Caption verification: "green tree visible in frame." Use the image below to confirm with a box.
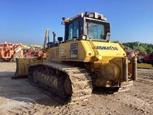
[146,47,153,53]
[133,46,145,52]
[123,41,153,54]
[137,46,146,52]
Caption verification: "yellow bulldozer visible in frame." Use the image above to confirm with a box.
[13,12,137,104]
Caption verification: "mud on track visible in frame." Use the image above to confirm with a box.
[0,62,153,115]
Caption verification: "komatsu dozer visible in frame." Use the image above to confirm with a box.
[14,12,137,104]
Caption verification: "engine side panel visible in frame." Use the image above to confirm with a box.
[48,40,126,62]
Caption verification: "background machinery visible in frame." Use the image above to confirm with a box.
[138,53,153,64]
[21,43,43,57]
[0,42,43,62]
[0,42,23,61]
[14,12,137,104]
[31,44,42,51]
[137,52,153,69]
[121,44,153,69]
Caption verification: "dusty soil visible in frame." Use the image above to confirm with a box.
[0,62,153,115]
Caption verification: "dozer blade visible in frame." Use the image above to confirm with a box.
[137,63,153,69]
[12,58,45,79]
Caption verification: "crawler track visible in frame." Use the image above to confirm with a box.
[28,62,134,104]
[28,62,93,104]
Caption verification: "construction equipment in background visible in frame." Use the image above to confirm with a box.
[121,44,153,69]
[0,42,24,61]
[0,42,43,62]
[13,30,49,77]
[138,53,153,64]
[21,44,43,57]
[21,44,31,49]
[137,52,153,69]
[31,44,42,51]
[13,12,137,104]
[21,44,42,51]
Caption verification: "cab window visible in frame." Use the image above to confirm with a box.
[68,23,73,40]
[68,21,79,40]
[87,21,105,40]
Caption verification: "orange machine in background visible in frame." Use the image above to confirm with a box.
[0,42,24,61]
[0,42,44,62]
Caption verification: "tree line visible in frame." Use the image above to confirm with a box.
[122,41,153,54]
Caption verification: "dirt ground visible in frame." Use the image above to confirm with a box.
[0,61,153,115]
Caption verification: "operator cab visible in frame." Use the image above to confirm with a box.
[62,12,111,42]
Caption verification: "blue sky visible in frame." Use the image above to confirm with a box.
[0,0,153,46]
